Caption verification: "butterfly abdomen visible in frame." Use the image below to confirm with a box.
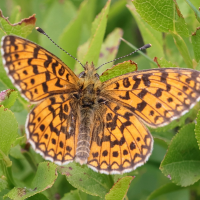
[75,107,94,164]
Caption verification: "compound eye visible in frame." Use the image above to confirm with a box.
[95,73,100,79]
[79,71,86,78]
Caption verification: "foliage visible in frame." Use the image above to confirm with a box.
[0,0,200,199]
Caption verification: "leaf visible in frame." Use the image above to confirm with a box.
[58,163,112,198]
[195,110,200,149]
[146,183,182,200]
[192,27,200,63]
[105,176,134,200]
[97,28,123,74]
[0,10,36,37]
[0,106,18,159]
[59,0,88,70]
[60,190,81,200]
[100,60,137,82]
[26,193,49,200]
[82,0,111,66]
[160,123,200,187]
[0,178,8,192]
[0,90,18,109]
[153,57,177,68]
[172,32,193,68]
[133,0,189,37]
[4,162,58,200]
[127,3,164,59]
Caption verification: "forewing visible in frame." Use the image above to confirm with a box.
[1,35,78,102]
[26,93,78,165]
[101,68,200,127]
[87,101,153,174]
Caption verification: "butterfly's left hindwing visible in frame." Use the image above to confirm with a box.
[1,35,78,102]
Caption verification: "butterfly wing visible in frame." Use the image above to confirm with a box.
[101,68,200,127]
[26,93,79,165]
[1,35,78,102]
[87,101,153,174]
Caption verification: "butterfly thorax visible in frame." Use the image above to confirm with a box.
[75,63,103,164]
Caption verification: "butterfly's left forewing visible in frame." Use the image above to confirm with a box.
[101,68,200,128]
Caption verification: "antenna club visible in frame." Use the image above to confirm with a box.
[36,27,45,35]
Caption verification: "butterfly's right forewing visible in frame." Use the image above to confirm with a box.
[1,35,78,102]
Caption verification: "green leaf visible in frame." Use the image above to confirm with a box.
[0,106,18,159]
[160,123,200,186]
[0,10,36,37]
[26,193,49,200]
[172,32,193,68]
[58,163,112,198]
[185,0,200,23]
[4,162,58,200]
[153,57,177,68]
[82,0,111,66]
[0,90,18,109]
[60,190,80,200]
[59,0,88,70]
[192,28,200,63]
[100,60,137,82]
[97,28,123,74]
[133,0,189,37]
[195,110,200,149]
[0,177,8,192]
[127,3,164,59]
[105,176,133,200]
[147,183,182,200]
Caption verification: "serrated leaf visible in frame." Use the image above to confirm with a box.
[160,123,200,187]
[192,28,200,63]
[100,60,137,82]
[133,0,189,37]
[82,0,111,66]
[127,3,164,59]
[0,106,18,159]
[60,0,88,70]
[146,183,182,200]
[4,162,58,200]
[105,176,133,200]
[58,163,112,198]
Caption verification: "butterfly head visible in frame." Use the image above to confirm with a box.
[79,62,100,80]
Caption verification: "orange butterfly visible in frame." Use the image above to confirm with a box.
[1,31,200,174]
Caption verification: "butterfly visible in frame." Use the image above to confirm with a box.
[1,33,200,175]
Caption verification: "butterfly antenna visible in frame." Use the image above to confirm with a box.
[36,27,85,69]
[96,43,152,70]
